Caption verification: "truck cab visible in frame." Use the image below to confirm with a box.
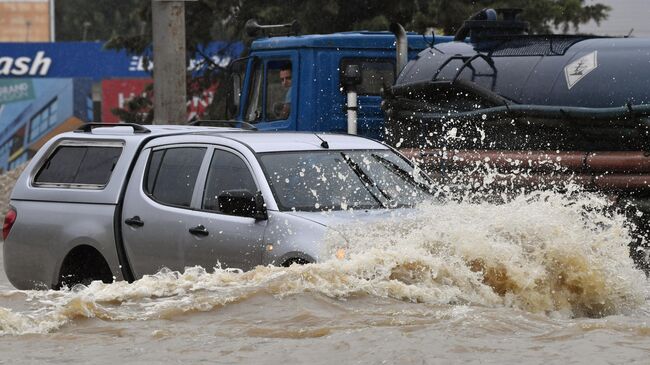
[230,30,453,140]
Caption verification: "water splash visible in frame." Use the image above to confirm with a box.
[1,189,648,336]
[332,190,648,316]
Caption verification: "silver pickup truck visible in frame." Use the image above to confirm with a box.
[2,123,434,289]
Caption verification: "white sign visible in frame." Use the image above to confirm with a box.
[564,51,598,90]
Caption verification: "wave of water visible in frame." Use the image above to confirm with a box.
[1,188,647,336]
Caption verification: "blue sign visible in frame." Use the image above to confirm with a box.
[0,42,244,80]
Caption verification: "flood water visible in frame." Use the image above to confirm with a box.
[1,190,649,364]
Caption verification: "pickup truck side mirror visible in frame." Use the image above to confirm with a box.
[218,190,268,220]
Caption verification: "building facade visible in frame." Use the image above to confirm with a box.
[0,0,52,42]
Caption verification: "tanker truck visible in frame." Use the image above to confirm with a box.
[383,8,650,270]
[228,12,650,271]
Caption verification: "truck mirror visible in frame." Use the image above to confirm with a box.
[342,64,362,90]
[218,189,255,217]
[232,74,242,109]
[254,191,268,220]
[217,190,267,220]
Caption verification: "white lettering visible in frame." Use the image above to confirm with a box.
[129,55,233,73]
[0,52,52,76]
[128,56,152,72]
[118,92,136,108]
[11,57,31,75]
[29,51,51,76]
[0,57,12,75]
[0,82,30,100]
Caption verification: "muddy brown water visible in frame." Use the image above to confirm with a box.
[1,192,649,364]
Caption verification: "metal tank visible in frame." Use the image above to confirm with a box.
[384,8,650,151]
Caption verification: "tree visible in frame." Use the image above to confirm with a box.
[55,0,145,41]
[430,0,610,35]
[97,0,610,121]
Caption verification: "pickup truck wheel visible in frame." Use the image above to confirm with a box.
[281,257,310,267]
[56,245,113,289]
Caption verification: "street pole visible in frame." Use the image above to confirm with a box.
[152,0,194,125]
[49,0,55,41]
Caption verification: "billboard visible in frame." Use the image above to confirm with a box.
[0,42,243,79]
[0,41,242,171]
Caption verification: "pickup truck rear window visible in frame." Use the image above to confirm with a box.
[34,145,122,187]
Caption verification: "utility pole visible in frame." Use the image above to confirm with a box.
[152,0,195,124]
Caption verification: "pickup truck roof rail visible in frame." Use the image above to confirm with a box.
[74,123,151,134]
[190,119,258,130]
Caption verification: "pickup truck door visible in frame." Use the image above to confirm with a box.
[183,146,267,271]
[121,145,209,278]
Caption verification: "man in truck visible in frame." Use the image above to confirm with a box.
[278,63,292,119]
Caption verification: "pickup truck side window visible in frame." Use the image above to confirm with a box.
[339,59,395,95]
[34,145,122,188]
[145,147,206,208]
[202,149,257,214]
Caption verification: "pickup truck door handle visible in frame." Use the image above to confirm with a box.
[124,216,144,227]
[189,225,209,236]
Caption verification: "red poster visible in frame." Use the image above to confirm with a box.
[102,79,218,123]
[101,79,152,123]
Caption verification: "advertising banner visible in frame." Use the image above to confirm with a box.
[101,79,152,123]
[102,79,218,123]
[0,42,244,80]
[0,79,34,104]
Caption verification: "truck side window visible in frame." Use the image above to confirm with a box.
[202,149,257,214]
[266,60,292,121]
[145,147,206,208]
[245,61,263,123]
[34,145,122,188]
[339,59,395,95]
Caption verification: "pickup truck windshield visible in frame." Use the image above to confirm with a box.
[259,150,433,211]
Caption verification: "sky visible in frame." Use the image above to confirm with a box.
[578,0,650,37]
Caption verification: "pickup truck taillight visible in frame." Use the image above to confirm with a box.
[3,206,16,241]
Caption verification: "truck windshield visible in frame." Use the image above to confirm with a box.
[259,150,433,211]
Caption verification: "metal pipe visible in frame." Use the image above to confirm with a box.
[389,23,407,77]
[394,103,650,122]
[49,0,55,41]
[347,90,358,135]
[427,171,650,190]
[401,149,650,173]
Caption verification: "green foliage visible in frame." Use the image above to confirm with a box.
[59,0,610,121]
[55,0,146,41]
[443,0,611,34]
